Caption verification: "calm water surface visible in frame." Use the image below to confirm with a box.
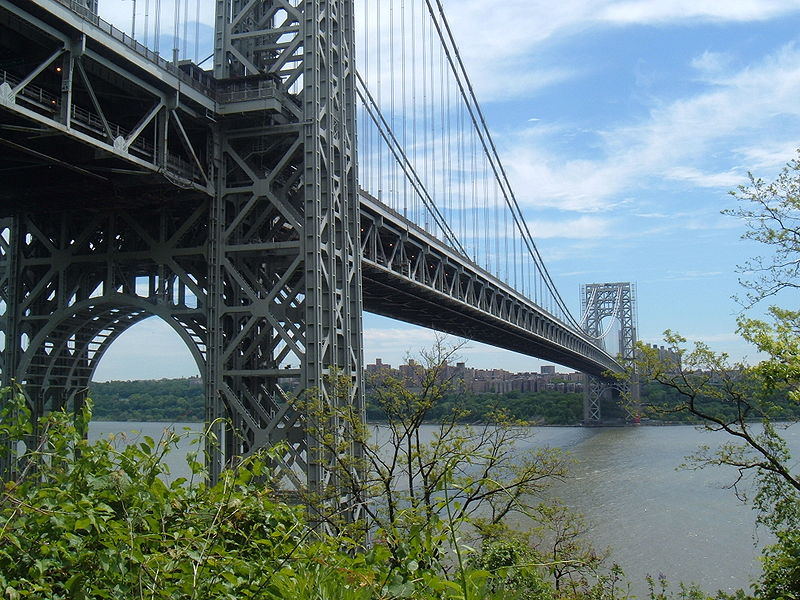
[89,421,799,596]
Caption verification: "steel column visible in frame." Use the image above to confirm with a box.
[209,0,363,498]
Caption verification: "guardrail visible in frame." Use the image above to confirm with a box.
[48,0,215,97]
[1,69,204,184]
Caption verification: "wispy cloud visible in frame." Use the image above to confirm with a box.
[529,216,613,239]
[500,42,800,214]
[663,270,725,281]
[665,167,746,188]
[599,1,800,24]
[448,1,800,99]
[733,142,800,172]
[691,51,734,76]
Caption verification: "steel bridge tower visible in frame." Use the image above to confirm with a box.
[581,282,640,423]
[0,0,362,498]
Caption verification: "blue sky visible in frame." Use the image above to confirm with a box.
[93,1,800,380]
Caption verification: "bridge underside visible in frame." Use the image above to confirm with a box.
[363,267,608,375]
[359,195,619,377]
[0,105,200,213]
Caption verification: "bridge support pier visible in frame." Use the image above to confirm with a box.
[0,0,364,519]
[583,374,640,424]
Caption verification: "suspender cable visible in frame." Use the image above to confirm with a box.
[411,0,418,225]
[154,0,160,53]
[144,0,149,46]
[444,37,452,237]
[356,72,468,258]
[364,0,371,196]
[182,0,188,59]
[173,0,180,63]
[425,0,580,329]
[389,0,395,211]
[377,0,382,200]
[195,0,200,62]
[421,3,428,231]
[401,0,407,218]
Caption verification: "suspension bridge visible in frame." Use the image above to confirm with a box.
[0,0,639,489]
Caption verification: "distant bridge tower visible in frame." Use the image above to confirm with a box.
[581,282,640,423]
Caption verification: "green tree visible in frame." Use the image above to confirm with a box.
[297,336,621,598]
[634,154,800,598]
[725,155,800,307]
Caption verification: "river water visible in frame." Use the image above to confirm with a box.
[89,421,800,597]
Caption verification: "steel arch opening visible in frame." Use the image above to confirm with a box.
[16,297,206,421]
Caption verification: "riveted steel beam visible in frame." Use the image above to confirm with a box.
[207,0,362,509]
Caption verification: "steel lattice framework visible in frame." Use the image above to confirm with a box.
[580,282,640,423]
[0,0,363,499]
[0,0,627,485]
[208,0,362,492]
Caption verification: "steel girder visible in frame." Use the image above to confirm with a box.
[359,193,620,377]
[580,282,640,423]
[0,0,214,206]
[0,205,209,463]
[209,0,363,498]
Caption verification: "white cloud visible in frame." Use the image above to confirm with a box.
[691,51,733,76]
[529,216,613,239]
[663,270,725,281]
[635,212,670,218]
[502,145,632,212]
[599,1,800,24]
[665,167,746,188]
[503,43,800,212]
[733,142,800,172]
[443,1,800,100]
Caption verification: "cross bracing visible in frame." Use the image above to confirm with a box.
[0,0,628,490]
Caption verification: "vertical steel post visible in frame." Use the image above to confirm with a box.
[0,217,20,479]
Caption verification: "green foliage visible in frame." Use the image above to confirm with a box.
[0,386,318,598]
[0,383,627,600]
[469,540,554,600]
[756,530,800,600]
[644,574,712,600]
